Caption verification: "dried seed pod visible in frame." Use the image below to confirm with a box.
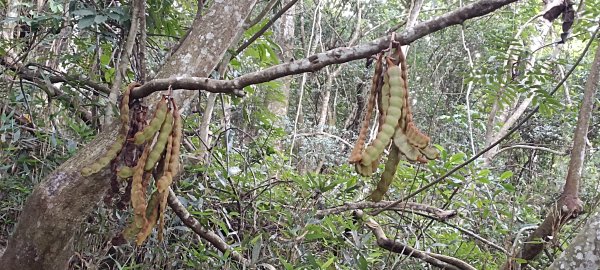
[156,173,173,241]
[168,105,182,175]
[419,145,440,160]
[370,145,401,202]
[144,111,174,171]
[133,98,168,145]
[136,190,160,245]
[349,54,383,164]
[131,148,150,231]
[406,123,430,149]
[393,129,420,161]
[120,83,140,135]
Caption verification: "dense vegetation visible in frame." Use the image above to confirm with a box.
[1,0,600,269]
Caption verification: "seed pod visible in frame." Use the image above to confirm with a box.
[406,123,430,149]
[419,145,440,160]
[120,83,140,135]
[349,54,383,164]
[393,129,420,161]
[117,166,134,179]
[131,148,150,231]
[156,173,173,241]
[133,98,168,145]
[157,190,168,242]
[136,190,160,245]
[80,135,126,176]
[370,145,401,202]
[168,105,182,175]
[360,63,405,168]
[145,111,174,171]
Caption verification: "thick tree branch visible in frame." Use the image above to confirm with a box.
[130,0,518,99]
[365,218,477,270]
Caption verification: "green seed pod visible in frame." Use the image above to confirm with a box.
[145,112,174,171]
[133,98,168,145]
[117,166,134,179]
[168,107,182,175]
[360,64,405,170]
[370,145,401,202]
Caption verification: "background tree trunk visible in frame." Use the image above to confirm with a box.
[0,1,257,269]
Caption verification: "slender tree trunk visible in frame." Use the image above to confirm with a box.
[503,36,600,270]
[0,1,257,269]
[268,0,296,119]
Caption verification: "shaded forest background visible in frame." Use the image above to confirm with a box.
[1,0,600,269]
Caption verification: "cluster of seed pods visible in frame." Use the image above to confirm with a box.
[80,83,182,245]
[348,46,440,202]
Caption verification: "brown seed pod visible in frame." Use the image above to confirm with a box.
[168,105,182,175]
[370,145,401,202]
[393,129,420,161]
[136,190,160,245]
[144,111,174,171]
[349,54,383,164]
[131,147,150,231]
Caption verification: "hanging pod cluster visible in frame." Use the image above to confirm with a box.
[80,83,183,245]
[348,46,440,202]
[123,97,183,245]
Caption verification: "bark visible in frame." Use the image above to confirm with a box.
[0,1,258,269]
[547,210,600,269]
[267,0,296,118]
[503,35,600,269]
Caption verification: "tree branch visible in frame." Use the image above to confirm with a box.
[365,218,477,270]
[167,188,249,265]
[315,201,457,220]
[496,144,567,156]
[130,0,518,99]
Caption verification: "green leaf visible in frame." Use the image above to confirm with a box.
[77,16,95,29]
[499,171,513,180]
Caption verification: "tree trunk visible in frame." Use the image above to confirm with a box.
[0,1,257,269]
[547,209,600,269]
[503,32,600,269]
[267,0,296,119]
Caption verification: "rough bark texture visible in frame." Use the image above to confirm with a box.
[0,123,120,269]
[0,1,258,269]
[547,210,600,269]
[504,34,600,269]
